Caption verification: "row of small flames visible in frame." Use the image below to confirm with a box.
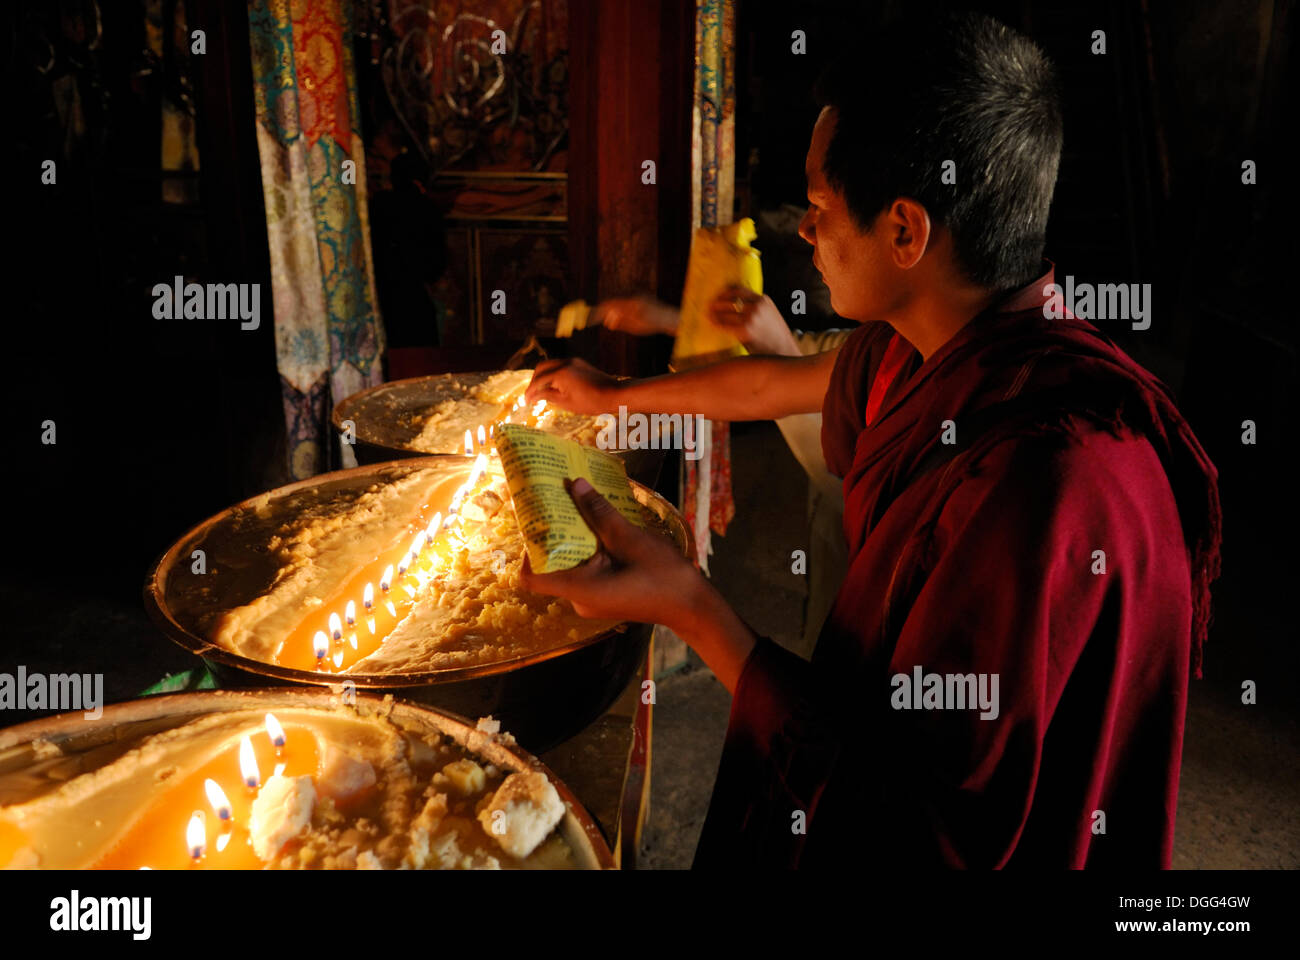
[169,401,554,861]
[168,712,287,865]
[309,395,550,669]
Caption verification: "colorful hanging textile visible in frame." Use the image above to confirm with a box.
[248,0,385,480]
[683,0,738,572]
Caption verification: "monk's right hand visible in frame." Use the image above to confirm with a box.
[525,358,621,415]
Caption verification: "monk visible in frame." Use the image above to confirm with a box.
[522,12,1221,868]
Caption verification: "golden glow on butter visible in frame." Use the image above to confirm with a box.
[94,725,320,870]
[273,467,489,674]
[0,819,29,868]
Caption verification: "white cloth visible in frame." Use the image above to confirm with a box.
[774,328,852,658]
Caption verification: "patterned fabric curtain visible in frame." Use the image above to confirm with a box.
[683,0,737,573]
[248,0,385,480]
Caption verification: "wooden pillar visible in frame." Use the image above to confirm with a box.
[568,0,694,376]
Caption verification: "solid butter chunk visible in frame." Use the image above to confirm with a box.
[442,760,487,796]
[317,743,377,804]
[249,774,316,862]
[477,771,564,859]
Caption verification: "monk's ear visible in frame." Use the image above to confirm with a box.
[884,197,931,270]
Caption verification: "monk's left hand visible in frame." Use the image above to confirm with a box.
[518,477,701,632]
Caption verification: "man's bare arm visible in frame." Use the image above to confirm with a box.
[525,347,840,421]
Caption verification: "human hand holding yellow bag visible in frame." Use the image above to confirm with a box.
[670,218,762,370]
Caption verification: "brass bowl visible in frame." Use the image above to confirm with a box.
[143,457,693,752]
[331,372,667,486]
[0,688,615,869]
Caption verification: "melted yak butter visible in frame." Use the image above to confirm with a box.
[0,708,580,871]
[275,507,464,674]
[0,819,27,868]
[258,460,488,671]
[269,467,489,674]
[408,372,600,454]
[407,373,527,454]
[214,453,623,675]
[93,725,320,870]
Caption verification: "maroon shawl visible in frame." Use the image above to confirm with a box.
[694,266,1221,869]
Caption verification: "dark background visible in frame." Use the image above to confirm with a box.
[2,0,1295,781]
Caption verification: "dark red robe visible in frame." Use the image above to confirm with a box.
[694,265,1221,869]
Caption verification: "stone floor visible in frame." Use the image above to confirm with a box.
[637,420,1300,869]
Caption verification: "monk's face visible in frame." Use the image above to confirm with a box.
[798,107,899,322]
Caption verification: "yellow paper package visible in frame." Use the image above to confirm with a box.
[495,424,649,573]
[670,218,763,370]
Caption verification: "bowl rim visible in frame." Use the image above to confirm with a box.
[0,687,616,870]
[142,455,693,688]
[331,369,533,440]
[329,369,665,458]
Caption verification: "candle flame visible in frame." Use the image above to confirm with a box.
[426,512,442,538]
[363,582,374,609]
[239,736,260,789]
[468,453,488,488]
[380,565,394,592]
[186,811,205,860]
[329,612,343,641]
[264,712,286,748]
[345,599,356,626]
[412,530,427,556]
[477,424,486,446]
[464,429,473,455]
[397,551,412,576]
[533,399,547,416]
[313,631,329,660]
[203,778,232,820]
[505,413,511,423]
[489,423,495,438]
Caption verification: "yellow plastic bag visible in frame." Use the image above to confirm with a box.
[670,218,762,370]
[496,424,649,573]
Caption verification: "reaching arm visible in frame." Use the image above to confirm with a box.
[525,347,840,422]
[590,289,805,358]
